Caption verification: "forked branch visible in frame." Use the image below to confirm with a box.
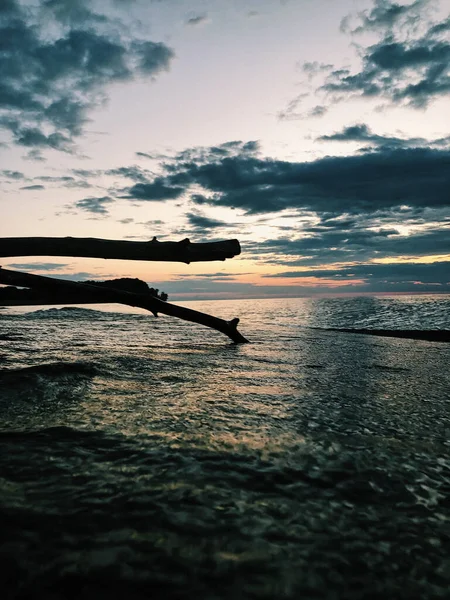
[0,267,249,344]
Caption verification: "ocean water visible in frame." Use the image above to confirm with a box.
[1,295,449,599]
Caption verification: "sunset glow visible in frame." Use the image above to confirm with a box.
[1,0,449,299]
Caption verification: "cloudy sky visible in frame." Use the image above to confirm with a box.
[1,0,449,300]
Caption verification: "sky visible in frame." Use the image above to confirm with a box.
[1,0,449,300]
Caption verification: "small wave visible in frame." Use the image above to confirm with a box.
[368,364,411,373]
[25,307,109,320]
[0,361,99,383]
[0,333,23,341]
[311,328,450,343]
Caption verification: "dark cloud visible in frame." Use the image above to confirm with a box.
[317,123,450,149]
[0,170,24,179]
[263,260,450,288]
[186,212,228,230]
[11,126,73,152]
[119,142,260,202]
[0,0,174,154]
[341,0,429,34]
[301,61,333,78]
[125,180,184,201]
[0,0,20,15]
[20,184,45,190]
[68,180,94,189]
[54,271,110,281]
[281,1,450,115]
[135,151,171,160]
[106,166,150,182]
[72,168,102,179]
[61,140,449,276]
[138,219,164,226]
[38,176,75,183]
[134,41,174,75]
[166,140,260,164]
[74,196,114,214]
[151,274,450,299]
[130,143,450,216]
[34,175,90,189]
[322,34,450,108]
[308,105,328,118]
[428,16,450,35]
[6,262,71,271]
[277,93,309,121]
[189,193,210,205]
[185,14,208,27]
[24,149,47,162]
[45,130,448,292]
[252,225,450,266]
[278,94,328,120]
[42,0,106,25]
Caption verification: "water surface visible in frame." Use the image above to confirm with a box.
[1,296,449,598]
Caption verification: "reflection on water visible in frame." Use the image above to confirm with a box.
[0,296,449,442]
[0,296,449,597]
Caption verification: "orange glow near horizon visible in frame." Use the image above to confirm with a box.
[3,251,449,299]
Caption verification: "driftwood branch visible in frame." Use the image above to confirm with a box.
[0,237,240,264]
[0,268,249,344]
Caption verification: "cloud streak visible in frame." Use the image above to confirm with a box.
[317,124,450,150]
[185,14,209,27]
[264,260,450,284]
[253,224,450,266]
[74,196,114,214]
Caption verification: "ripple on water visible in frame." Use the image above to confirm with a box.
[0,426,449,598]
[0,297,449,597]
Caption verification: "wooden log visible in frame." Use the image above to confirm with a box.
[0,237,240,264]
[0,282,166,305]
[0,268,249,344]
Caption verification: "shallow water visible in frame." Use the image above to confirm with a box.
[1,296,449,598]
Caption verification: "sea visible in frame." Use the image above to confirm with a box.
[1,295,449,599]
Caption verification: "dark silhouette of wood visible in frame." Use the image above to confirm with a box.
[83,278,168,300]
[0,268,249,344]
[0,277,168,305]
[0,237,240,264]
